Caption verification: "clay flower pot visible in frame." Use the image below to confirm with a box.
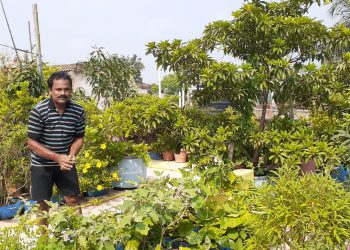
[162,151,175,161]
[301,158,316,174]
[174,149,188,163]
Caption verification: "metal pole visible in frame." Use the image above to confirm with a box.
[32,3,43,80]
[158,70,161,98]
[28,21,34,61]
[181,87,185,107]
[0,0,21,67]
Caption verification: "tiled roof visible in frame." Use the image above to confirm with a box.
[55,63,84,72]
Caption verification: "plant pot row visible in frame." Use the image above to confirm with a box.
[149,150,188,163]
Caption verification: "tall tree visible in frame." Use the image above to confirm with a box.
[147,0,348,164]
[161,74,180,96]
[83,47,144,106]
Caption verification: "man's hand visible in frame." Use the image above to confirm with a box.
[56,154,74,171]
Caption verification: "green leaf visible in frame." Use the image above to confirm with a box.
[178,220,195,236]
[125,240,140,250]
[229,172,237,184]
[105,242,115,250]
[135,222,150,235]
[78,235,87,248]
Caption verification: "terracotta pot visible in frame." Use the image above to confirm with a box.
[301,158,316,174]
[174,150,188,163]
[162,151,175,161]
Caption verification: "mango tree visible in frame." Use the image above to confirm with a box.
[147,0,350,164]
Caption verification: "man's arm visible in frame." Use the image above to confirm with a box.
[68,137,84,160]
[27,138,74,171]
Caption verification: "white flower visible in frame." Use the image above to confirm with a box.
[62,233,71,242]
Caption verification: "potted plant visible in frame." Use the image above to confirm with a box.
[155,133,179,161]
[110,141,150,189]
[75,100,119,195]
[253,123,342,175]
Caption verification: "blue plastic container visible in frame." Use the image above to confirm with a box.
[148,152,162,160]
[0,200,23,220]
[254,175,269,187]
[331,166,349,183]
[115,243,124,250]
[84,189,109,197]
[111,157,147,189]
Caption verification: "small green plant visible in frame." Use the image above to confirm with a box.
[0,82,39,204]
[251,120,342,174]
[248,166,350,249]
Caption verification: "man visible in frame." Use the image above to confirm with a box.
[27,71,85,213]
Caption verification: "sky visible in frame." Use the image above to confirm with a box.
[0,0,338,84]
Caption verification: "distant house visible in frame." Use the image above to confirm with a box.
[56,63,151,96]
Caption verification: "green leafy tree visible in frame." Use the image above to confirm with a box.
[161,74,180,95]
[2,60,60,97]
[149,83,159,95]
[83,47,144,106]
[129,54,145,83]
[147,0,350,164]
[329,0,350,26]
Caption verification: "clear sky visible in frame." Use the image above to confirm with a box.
[0,0,337,84]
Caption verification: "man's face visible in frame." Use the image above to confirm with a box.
[49,79,72,106]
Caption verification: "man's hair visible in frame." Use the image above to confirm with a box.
[48,71,73,90]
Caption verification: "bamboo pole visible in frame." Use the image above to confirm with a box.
[32,3,43,80]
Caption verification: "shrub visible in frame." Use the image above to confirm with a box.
[248,166,350,249]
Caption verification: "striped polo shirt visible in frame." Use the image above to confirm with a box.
[28,98,85,167]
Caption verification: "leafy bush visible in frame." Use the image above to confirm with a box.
[248,166,350,249]
[0,82,38,204]
[76,99,150,192]
[104,95,179,146]
[251,119,342,174]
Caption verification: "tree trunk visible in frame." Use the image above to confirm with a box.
[252,89,269,165]
[227,143,234,161]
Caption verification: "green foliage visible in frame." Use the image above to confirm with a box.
[104,95,179,145]
[0,81,39,203]
[0,170,254,249]
[251,119,342,174]
[335,113,350,164]
[248,166,350,249]
[72,87,92,102]
[329,0,350,27]
[301,60,350,116]
[180,107,255,186]
[83,47,144,106]
[4,62,60,98]
[161,74,181,96]
[75,99,117,192]
[149,83,159,95]
[76,99,150,192]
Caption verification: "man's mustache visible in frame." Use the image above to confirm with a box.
[58,96,67,99]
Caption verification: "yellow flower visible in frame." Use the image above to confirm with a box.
[96,161,102,168]
[98,123,104,128]
[85,163,91,169]
[84,152,90,158]
[82,168,88,174]
[100,144,107,150]
[96,185,103,191]
[112,172,118,179]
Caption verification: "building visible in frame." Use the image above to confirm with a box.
[56,63,151,96]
